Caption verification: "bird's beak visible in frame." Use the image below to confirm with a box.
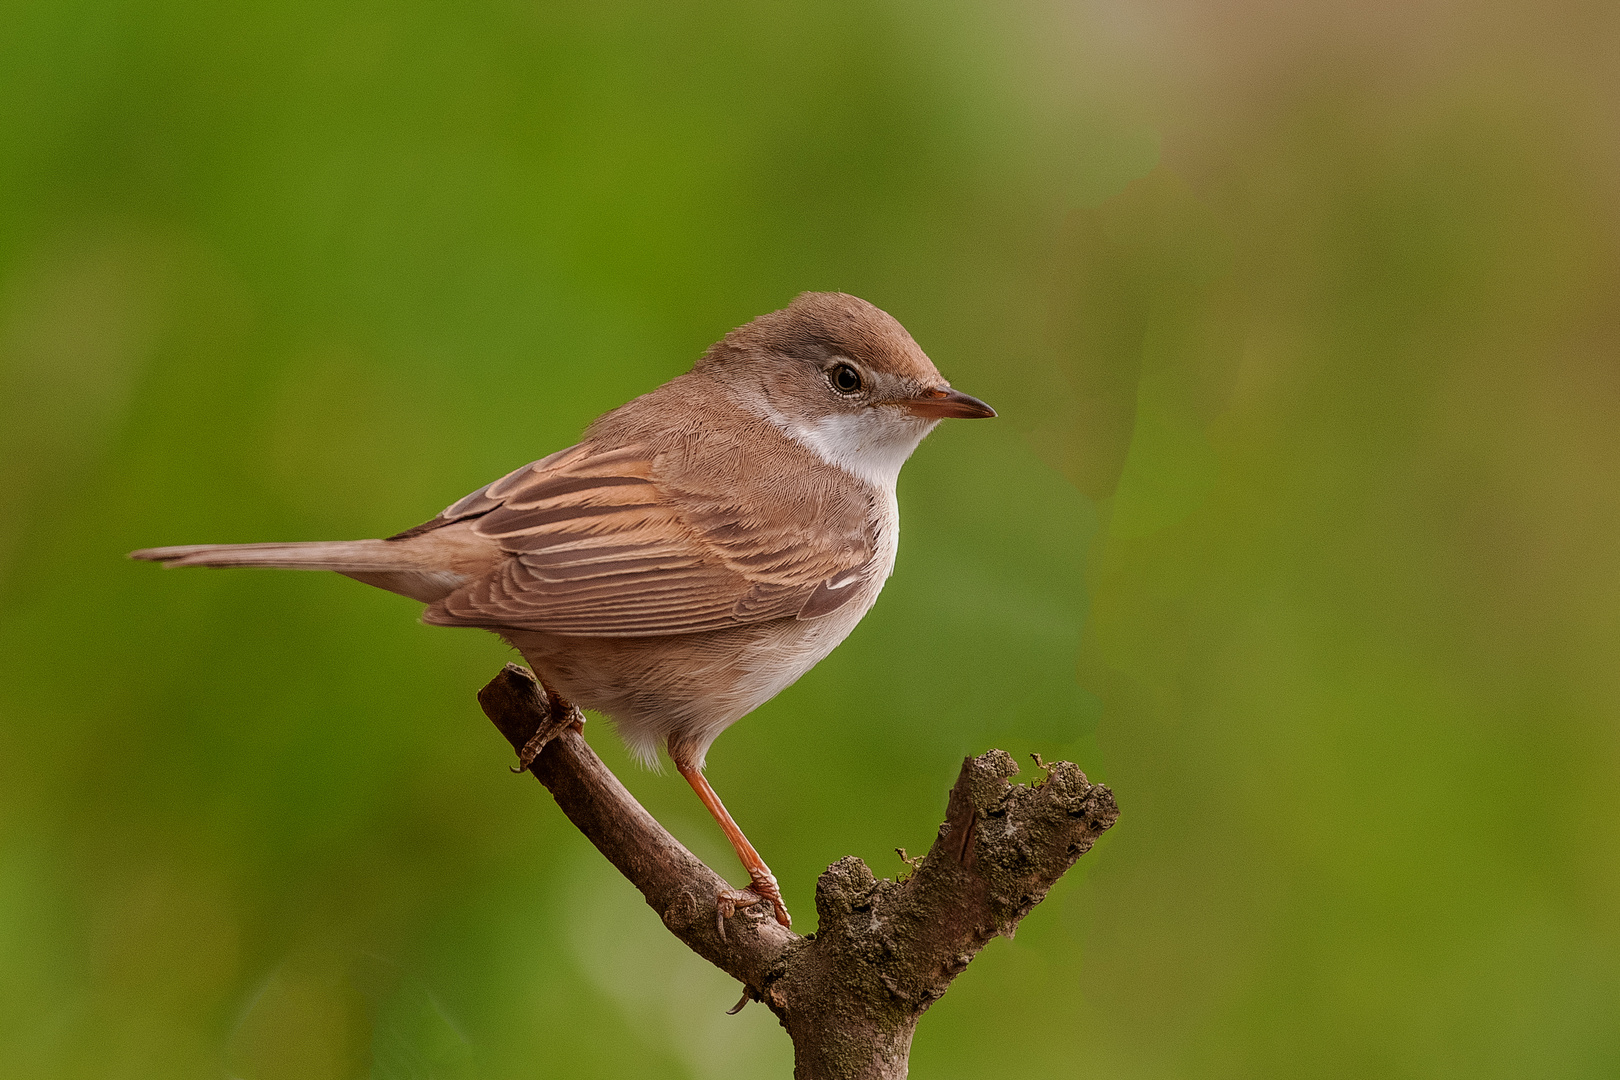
[889,387,997,420]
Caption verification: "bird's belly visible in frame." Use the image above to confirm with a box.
[501,585,876,769]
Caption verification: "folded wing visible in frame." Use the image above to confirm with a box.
[415,443,876,636]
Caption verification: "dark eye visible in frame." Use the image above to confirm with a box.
[829,363,863,394]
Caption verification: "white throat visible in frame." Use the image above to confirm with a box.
[759,406,938,492]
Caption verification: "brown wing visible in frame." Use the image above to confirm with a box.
[419,442,876,636]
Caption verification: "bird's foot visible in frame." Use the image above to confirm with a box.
[745,869,792,929]
[716,886,766,920]
[714,886,766,941]
[508,698,584,773]
[510,724,551,773]
[713,879,789,933]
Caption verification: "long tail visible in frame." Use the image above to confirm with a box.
[130,540,410,572]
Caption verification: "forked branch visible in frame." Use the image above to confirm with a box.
[477,663,1118,1080]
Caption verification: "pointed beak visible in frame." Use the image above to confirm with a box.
[889,387,998,420]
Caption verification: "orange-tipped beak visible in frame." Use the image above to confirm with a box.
[891,387,997,420]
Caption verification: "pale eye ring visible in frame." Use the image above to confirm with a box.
[829,363,863,394]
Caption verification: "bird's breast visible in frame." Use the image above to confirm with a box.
[871,484,901,581]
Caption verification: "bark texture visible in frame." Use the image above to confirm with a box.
[478,663,1118,1079]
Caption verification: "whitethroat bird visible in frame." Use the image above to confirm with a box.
[132,292,995,927]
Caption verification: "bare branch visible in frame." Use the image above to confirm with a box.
[477,663,1118,1080]
[478,664,794,989]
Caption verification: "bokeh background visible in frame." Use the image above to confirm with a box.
[3,1,1618,1077]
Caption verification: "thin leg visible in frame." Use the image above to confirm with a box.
[677,764,792,928]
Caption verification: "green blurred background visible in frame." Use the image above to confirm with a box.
[3,1,1618,1077]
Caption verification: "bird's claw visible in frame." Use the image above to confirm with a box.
[715,886,766,941]
[745,871,792,929]
[510,726,550,773]
[509,700,584,773]
[717,886,766,921]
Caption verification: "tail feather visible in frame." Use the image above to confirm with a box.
[130,540,410,572]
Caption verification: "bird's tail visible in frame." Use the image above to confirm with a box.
[129,539,410,572]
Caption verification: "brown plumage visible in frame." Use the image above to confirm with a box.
[132,291,995,926]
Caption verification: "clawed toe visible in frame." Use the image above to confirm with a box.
[510,725,551,772]
[762,894,792,929]
[744,873,792,929]
[713,882,790,935]
[509,686,585,773]
[717,886,766,920]
[715,886,768,940]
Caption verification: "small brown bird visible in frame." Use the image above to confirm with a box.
[132,292,994,927]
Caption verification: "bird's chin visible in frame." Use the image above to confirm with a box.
[776,409,936,490]
[875,406,941,430]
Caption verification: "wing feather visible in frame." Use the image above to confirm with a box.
[420,441,876,636]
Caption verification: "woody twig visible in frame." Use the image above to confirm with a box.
[477,663,1118,1080]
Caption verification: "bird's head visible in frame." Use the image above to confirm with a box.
[701,292,995,487]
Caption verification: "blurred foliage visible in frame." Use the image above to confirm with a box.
[2,0,1618,1077]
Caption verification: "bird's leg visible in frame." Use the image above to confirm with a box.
[676,764,792,928]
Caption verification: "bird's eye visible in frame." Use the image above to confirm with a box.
[829,363,863,394]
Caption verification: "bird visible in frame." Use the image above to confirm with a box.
[131,291,995,928]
